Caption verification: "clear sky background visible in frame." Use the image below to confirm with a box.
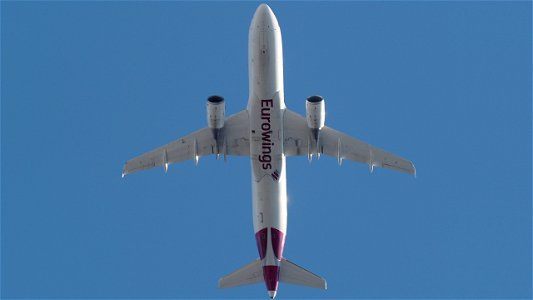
[2,1,531,299]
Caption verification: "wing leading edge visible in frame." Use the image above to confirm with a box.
[283,109,416,175]
[122,110,250,176]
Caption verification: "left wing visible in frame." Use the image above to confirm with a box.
[283,109,415,175]
[122,110,250,176]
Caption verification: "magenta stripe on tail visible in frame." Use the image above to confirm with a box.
[263,265,279,292]
[270,227,285,260]
[255,228,268,259]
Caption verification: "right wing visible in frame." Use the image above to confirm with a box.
[283,109,415,175]
[122,110,250,176]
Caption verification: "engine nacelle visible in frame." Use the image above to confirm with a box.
[306,95,325,130]
[206,95,225,129]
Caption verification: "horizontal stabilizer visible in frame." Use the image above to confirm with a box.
[280,258,327,289]
[219,259,263,288]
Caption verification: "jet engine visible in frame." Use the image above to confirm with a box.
[306,95,325,130]
[207,95,225,129]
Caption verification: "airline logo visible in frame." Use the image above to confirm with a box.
[271,170,280,181]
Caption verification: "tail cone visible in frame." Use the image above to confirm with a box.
[263,265,279,298]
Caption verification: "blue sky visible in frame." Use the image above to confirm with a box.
[2,1,531,299]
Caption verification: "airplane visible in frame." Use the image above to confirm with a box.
[122,3,415,299]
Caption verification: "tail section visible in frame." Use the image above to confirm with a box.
[279,258,327,289]
[218,259,263,288]
[218,257,326,297]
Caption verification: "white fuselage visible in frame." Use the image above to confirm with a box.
[247,4,287,295]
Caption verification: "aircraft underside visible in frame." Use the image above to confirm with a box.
[122,4,415,299]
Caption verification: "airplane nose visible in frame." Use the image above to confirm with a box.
[251,4,279,31]
[256,3,272,16]
[268,290,277,299]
